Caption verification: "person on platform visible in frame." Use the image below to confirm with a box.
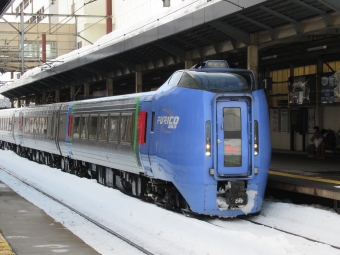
[307,126,320,158]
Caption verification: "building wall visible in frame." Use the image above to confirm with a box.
[0,22,76,71]
[269,61,340,152]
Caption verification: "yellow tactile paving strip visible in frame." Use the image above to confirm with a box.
[0,233,15,255]
[269,170,340,185]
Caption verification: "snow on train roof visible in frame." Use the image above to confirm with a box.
[20,0,216,80]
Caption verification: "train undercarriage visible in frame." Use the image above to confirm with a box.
[2,143,190,214]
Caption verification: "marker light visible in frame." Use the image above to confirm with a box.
[205,60,228,68]
[254,120,259,156]
[205,121,211,156]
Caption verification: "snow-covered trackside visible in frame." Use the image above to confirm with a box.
[0,149,340,255]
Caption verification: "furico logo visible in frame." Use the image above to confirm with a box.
[157,109,180,133]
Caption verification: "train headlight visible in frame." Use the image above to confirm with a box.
[205,120,211,157]
[254,120,259,156]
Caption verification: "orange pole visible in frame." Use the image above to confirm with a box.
[106,0,112,34]
[42,33,46,62]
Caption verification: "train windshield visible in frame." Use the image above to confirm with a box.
[178,71,255,92]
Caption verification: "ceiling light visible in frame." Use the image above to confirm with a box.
[307,45,327,51]
[262,55,277,60]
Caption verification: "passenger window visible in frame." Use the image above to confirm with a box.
[72,116,80,139]
[109,115,119,142]
[47,116,52,136]
[168,71,183,86]
[9,117,12,131]
[33,117,38,134]
[19,115,23,132]
[80,116,89,139]
[98,115,108,141]
[41,117,47,135]
[24,118,29,133]
[178,72,199,89]
[120,114,133,143]
[89,115,98,140]
[30,118,34,133]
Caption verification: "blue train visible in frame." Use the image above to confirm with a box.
[0,60,271,217]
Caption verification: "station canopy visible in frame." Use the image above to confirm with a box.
[1,0,340,100]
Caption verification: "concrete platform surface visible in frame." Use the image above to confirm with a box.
[268,151,340,207]
[0,181,99,255]
[270,151,340,180]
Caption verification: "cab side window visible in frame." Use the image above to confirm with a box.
[178,72,199,89]
[168,71,183,86]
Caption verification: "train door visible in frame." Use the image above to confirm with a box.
[139,97,153,177]
[216,100,251,176]
[52,106,62,154]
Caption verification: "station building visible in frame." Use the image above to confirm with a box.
[0,0,340,153]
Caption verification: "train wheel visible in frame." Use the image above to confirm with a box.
[121,178,132,192]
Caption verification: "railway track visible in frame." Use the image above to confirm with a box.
[0,167,154,255]
[2,164,339,253]
[206,217,340,250]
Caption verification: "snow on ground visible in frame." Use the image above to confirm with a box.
[0,149,340,255]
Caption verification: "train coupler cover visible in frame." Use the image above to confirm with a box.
[226,181,248,206]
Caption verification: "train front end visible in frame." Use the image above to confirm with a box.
[148,60,271,217]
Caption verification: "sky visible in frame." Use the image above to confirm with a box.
[0,149,340,255]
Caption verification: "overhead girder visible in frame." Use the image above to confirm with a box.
[36,80,58,91]
[3,89,20,99]
[25,83,41,93]
[259,6,300,35]
[174,36,203,58]
[113,57,137,72]
[317,0,340,12]
[289,0,330,27]
[209,21,249,46]
[48,76,68,89]
[154,41,187,60]
[84,65,108,78]
[187,31,220,54]
[63,71,86,84]
[236,14,275,40]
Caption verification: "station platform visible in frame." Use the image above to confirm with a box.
[0,181,99,255]
[268,150,340,212]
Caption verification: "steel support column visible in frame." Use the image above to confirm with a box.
[136,72,142,93]
[25,97,30,107]
[106,78,113,96]
[247,45,258,76]
[70,86,75,101]
[84,83,90,99]
[185,60,193,69]
[41,92,46,104]
[55,90,60,103]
